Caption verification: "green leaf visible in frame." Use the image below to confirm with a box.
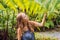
[44,22,50,28]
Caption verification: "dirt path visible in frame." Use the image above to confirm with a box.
[39,31,60,40]
[36,30,60,40]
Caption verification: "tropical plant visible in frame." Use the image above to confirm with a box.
[36,0,60,28]
[0,0,60,40]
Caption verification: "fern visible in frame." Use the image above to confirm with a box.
[0,3,5,10]
[13,0,25,12]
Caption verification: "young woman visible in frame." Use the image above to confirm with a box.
[16,12,47,40]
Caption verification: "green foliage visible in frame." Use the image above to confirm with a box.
[0,0,60,31]
[0,9,17,40]
[36,0,60,28]
[0,3,5,10]
[44,21,54,28]
[0,0,60,40]
[0,0,60,30]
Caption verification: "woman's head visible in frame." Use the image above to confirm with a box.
[16,12,29,23]
[16,12,34,32]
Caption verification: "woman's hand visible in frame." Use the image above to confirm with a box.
[41,13,47,26]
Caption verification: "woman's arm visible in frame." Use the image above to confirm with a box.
[29,13,47,27]
[17,27,22,40]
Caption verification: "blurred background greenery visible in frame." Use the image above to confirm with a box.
[0,0,60,40]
